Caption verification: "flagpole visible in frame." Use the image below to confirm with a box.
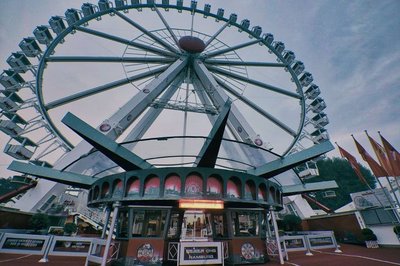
[365,131,400,211]
[336,142,388,210]
[378,131,400,205]
[340,139,400,224]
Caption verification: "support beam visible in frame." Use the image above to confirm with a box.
[115,11,179,54]
[195,100,231,168]
[207,64,301,99]
[62,112,153,171]
[204,59,285,68]
[76,26,177,57]
[154,5,181,50]
[282,181,338,196]
[8,161,94,188]
[204,39,260,58]
[45,65,168,110]
[46,56,175,64]
[248,141,335,178]
[216,77,297,136]
[122,73,185,144]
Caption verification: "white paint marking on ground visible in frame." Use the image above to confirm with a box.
[311,249,400,265]
[0,254,33,263]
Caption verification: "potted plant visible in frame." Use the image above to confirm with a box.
[63,222,78,236]
[361,228,378,248]
[393,225,400,241]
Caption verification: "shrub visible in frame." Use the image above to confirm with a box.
[361,228,377,241]
[282,214,302,231]
[393,225,400,235]
[29,213,49,233]
[63,222,78,235]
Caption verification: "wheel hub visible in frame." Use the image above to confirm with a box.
[178,36,206,53]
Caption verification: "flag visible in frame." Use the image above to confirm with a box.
[337,143,368,184]
[352,135,388,177]
[379,132,400,176]
[366,131,394,176]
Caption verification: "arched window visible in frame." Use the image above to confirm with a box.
[269,186,276,203]
[185,173,203,196]
[101,182,110,198]
[206,175,223,197]
[126,177,140,197]
[88,189,93,201]
[258,183,267,201]
[276,190,281,204]
[93,185,99,200]
[144,175,160,197]
[165,174,181,197]
[244,180,256,200]
[227,177,241,199]
[112,179,123,197]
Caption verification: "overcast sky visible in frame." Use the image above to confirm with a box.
[0,0,399,178]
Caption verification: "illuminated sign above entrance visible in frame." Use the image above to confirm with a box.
[179,199,224,209]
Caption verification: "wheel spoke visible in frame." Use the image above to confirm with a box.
[45,65,169,110]
[204,21,230,48]
[75,26,177,58]
[153,5,181,51]
[206,64,301,99]
[46,56,175,64]
[204,59,285,68]
[114,11,180,54]
[215,76,297,136]
[204,39,260,58]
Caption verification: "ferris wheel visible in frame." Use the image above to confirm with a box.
[0,0,329,180]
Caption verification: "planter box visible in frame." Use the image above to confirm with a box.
[365,241,379,248]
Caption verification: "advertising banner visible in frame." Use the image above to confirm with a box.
[179,241,222,265]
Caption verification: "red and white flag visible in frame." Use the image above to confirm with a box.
[379,132,400,176]
[366,131,394,176]
[337,143,368,184]
[353,135,388,177]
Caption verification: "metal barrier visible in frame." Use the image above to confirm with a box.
[281,231,342,256]
[85,238,107,265]
[85,238,120,266]
[266,237,288,260]
[0,233,51,255]
[0,232,117,263]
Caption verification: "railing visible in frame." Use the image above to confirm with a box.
[280,231,341,255]
[0,232,119,263]
[85,239,119,266]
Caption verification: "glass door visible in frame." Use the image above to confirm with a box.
[181,210,212,241]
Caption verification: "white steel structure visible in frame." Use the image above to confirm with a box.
[0,0,331,213]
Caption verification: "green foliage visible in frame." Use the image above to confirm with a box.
[361,228,377,241]
[393,225,400,235]
[281,214,302,231]
[304,157,376,210]
[29,213,49,232]
[63,222,78,235]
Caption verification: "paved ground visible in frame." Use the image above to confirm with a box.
[0,244,399,265]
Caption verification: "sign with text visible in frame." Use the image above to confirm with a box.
[308,236,334,247]
[351,188,392,210]
[3,238,45,250]
[0,233,49,255]
[49,236,94,256]
[179,242,222,265]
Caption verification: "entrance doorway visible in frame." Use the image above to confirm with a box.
[181,210,212,241]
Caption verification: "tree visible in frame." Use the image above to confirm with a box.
[304,157,376,210]
[29,213,49,233]
[281,214,302,231]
